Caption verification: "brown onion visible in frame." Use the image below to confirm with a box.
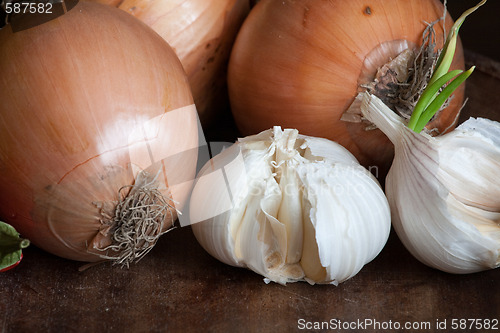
[228,0,465,176]
[87,0,250,126]
[0,2,200,264]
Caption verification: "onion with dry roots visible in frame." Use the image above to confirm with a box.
[87,0,250,126]
[228,0,465,177]
[0,2,200,265]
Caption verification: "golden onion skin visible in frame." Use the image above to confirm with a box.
[0,2,199,262]
[87,0,251,126]
[228,0,465,176]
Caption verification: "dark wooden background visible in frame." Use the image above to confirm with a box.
[2,1,500,332]
[445,0,500,62]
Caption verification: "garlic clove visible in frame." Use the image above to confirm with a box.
[298,161,391,284]
[190,126,391,284]
[438,118,500,211]
[277,165,303,264]
[301,203,328,284]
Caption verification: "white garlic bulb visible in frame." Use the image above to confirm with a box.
[361,92,500,274]
[189,127,391,285]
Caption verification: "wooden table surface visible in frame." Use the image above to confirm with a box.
[1,52,500,333]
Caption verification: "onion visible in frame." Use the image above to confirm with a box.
[0,2,200,264]
[87,0,250,126]
[228,0,465,176]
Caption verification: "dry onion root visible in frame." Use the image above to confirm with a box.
[91,171,177,267]
[0,2,200,265]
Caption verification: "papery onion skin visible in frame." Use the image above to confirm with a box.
[228,0,465,176]
[0,2,199,262]
[87,0,250,126]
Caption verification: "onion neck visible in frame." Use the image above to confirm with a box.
[342,40,416,125]
[344,19,450,130]
[342,39,422,132]
[357,39,416,89]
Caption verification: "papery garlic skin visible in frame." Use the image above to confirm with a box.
[189,127,391,285]
[361,93,500,273]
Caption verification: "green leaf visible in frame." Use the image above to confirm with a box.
[413,67,475,133]
[408,0,486,132]
[0,249,22,271]
[408,70,463,131]
[0,221,29,271]
[429,0,486,87]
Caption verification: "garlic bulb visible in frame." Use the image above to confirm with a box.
[189,127,391,285]
[361,93,500,274]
